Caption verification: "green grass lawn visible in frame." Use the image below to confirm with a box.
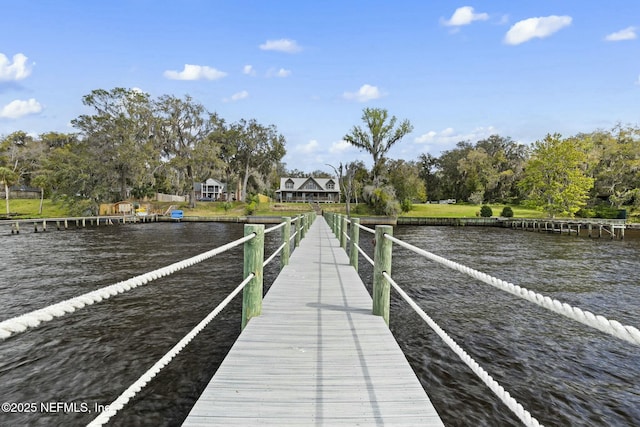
[404,203,549,218]
[2,198,70,218]
[5,198,634,221]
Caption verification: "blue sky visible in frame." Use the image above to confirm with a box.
[1,1,638,173]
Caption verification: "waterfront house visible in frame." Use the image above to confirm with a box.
[195,178,227,201]
[275,177,340,203]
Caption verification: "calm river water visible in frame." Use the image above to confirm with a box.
[0,220,638,426]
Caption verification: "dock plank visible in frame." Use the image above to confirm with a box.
[182,217,444,426]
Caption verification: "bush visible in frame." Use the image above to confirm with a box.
[244,196,259,215]
[500,206,514,218]
[362,185,400,217]
[480,205,493,217]
[400,198,413,213]
[244,201,257,215]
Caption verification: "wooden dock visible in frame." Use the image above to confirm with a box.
[182,217,444,426]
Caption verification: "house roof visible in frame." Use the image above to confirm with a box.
[276,177,339,193]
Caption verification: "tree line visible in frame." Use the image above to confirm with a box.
[0,88,286,215]
[1,90,639,218]
[324,108,639,218]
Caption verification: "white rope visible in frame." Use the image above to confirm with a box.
[0,234,256,341]
[384,234,640,346]
[383,272,543,427]
[87,273,255,426]
[355,222,375,234]
[354,243,374,266]
[264,242,286,267]
[264,221,287,234]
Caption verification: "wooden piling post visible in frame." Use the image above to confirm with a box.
[42,220,47,232]
[349,217,360,272]
[340,216,348,250]
[373,225,393,325]
[242,224,264,330]
[281,217,291,269]
[295,216,301,248]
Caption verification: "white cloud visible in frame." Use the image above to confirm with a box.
[329,140,353,154]
[504,15,572,45]
[343,84,383,102]
[0,98,43,119]
[243,65,256,76]
[415,126,496,146]
[295,140,319,154]
[635,75,640,86]
[266,67,292,78]
[223,90,249,103]
[163,64,227,80]
[442,6,489,27]
[0,53,32,81]
[605,26,637,41]
[259,39,302,53]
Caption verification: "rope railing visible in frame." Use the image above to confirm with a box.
[264,242,287,267]
[324,212,638,427]
[264,220,287,234]
[0,233,256,341]
[3,211,318,425]
[382,271,543,427]
[89,212,317,424]
[356,222,375,234]
[354,243,374,266]
[383,233,640,346]
[88,273,255,426]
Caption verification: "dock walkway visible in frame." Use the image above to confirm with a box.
[182,217,443,426]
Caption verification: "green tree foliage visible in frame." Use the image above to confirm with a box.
[433,141,474,201]
[231,119,286,201]
[0,166,19,214]
[580,125,640,208]
[386,159,426,203]
[71,88,158,202]
[417,153,442,201]
[154,94,223,207]
[343,108,413,185]
[519,133,594,217]
[422,135,527,204]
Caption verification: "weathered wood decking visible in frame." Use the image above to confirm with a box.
[182,217,443,426]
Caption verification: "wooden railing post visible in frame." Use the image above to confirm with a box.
[349,217,360,271]
[281,217,291,269]
[340,215,348,249]
[242,224,264,330]
[295,215,301,247]
[373,225,393,325]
